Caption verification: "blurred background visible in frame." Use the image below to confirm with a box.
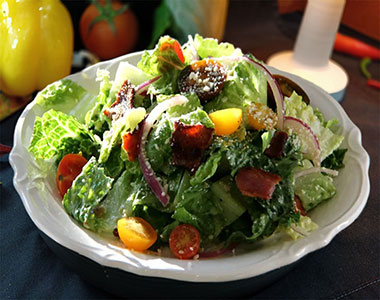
[1,0,379,120]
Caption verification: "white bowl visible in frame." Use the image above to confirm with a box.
[10,52,370,287]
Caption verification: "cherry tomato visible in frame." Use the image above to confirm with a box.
[56,154,88,197]
[159,39,185,63]
[79,0,138,60]
[117,217,157,251]
[169,224,201,259]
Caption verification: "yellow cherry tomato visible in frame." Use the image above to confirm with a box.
[117,217,157,252]
[0,0,74,96]
[209,108,242,136]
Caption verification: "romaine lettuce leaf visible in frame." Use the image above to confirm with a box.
[92,169,136,233]
[163,93,201,117]
[284,92,344,160]
[99,107,146,163]
[147,68,180,95]
[321,148,347,170]
[35,79,93,121]
[173,182,225,240]
[85,69,112,135]
[138,35,185,77]
[63,157,114,231]
[190,151,222,186]
[28,109,98,162]
[279,215,318,240]
[193,34,243,59]
[210,176,246,226]
[146,116,175,175]
[294,172,336,211]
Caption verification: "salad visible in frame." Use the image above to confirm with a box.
[28,35,346,259]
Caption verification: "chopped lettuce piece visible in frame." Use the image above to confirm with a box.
[99,107,146,163]
[261,130,274,153]
[85,69,112,135]
[190,151,222,186]
[280,215,318,240]
[321,148,347,170]
[35,79,86,112]
[28,109,97,162]
[210,177,246,226]
[146,116,175,174]
[193,34,243,59]
[205,57,267,112]
[138,35,185,77]
[285,91,344,160]
[173,182,225,239]
[177,108,214,128]
[147,68,180,95]
[164,93,201,117]
[294,172,336,211]
[93,169,136,233]
[63,157,114,231]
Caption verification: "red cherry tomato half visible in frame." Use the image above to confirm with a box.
[159,39,185,64]
[169,224,201,259]
[56,154,88,197]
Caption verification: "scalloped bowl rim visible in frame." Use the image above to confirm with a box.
[10,51,370,283]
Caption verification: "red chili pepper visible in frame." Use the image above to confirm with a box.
[0,144,12,156]
[367,79,380,90]
[334,33,380,60]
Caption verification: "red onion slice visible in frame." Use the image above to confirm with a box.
[215,56,284,129]
[284,116,321,167]
[294,167,339,179]
[135,75,161,96]
[138,95,189,206]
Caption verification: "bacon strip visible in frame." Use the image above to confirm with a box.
[294,195,307,216]
[104,80,135,121]
[171,121,214,172]
[122,126,141,162]
[235,167,282,200]
[265,131,288,158]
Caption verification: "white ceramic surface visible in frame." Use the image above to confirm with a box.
[10,51,370,283]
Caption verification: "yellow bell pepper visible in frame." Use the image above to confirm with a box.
[0,0,73,96]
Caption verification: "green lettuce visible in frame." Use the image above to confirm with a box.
[99,107,146,163]
[85,69,112,135]
[193,34,243,59]
[173,182,225,240]
[35,79,96,123]
[285,92,344,160]
[294,172,336,211]
[321,148,347,170]
[138,35,185,77]
[190,151,222,186]
[205,57,267,112]
[279,215,318,240]
[63,157,114,231]
[28,109,98,162]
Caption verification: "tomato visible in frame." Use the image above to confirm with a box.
[56,154,88,197]
[117,217,157,251]
[169,224,201,259]
[79,0,138,60]
[159,39,185,63]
